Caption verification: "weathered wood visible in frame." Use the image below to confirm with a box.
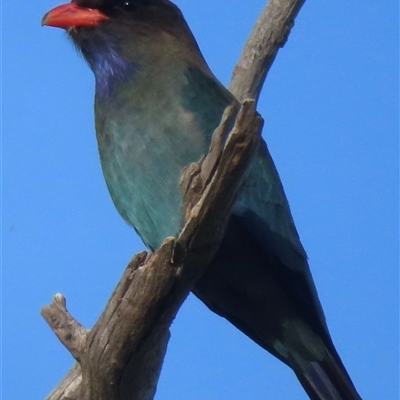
[43,101,261,400]
[229,0,306,104]
[41,294,88,361]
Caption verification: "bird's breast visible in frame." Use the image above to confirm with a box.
[95,92,209,249]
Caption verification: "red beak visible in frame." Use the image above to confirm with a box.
[41,2,109,29]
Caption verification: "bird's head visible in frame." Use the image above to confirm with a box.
[41,0,184,33]
[42,0,205,96]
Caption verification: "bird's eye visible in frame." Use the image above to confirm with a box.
[120,0,137,11]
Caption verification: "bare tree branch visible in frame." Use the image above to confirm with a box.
[43,102,261,400]
[41,294,88,361]
[229,0,306,103]
[45,362,82,400]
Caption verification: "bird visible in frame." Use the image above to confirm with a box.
[42,1,361,399]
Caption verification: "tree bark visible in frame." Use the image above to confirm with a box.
[229,0,306,104]
[42,0,306,399]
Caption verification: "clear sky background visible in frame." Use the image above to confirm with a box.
[2,1,398,399]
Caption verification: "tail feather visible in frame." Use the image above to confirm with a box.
[194,216,361,399]
[295,348,361,400]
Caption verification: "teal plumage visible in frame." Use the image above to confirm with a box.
[42,1,361,399]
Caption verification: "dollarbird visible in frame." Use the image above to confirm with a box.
[42,1,361,399]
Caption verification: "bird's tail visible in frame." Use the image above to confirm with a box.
[293,343,361,400]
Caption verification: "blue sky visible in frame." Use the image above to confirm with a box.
[2,1,398,399]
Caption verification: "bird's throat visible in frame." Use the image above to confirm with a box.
[74,30,136,98]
